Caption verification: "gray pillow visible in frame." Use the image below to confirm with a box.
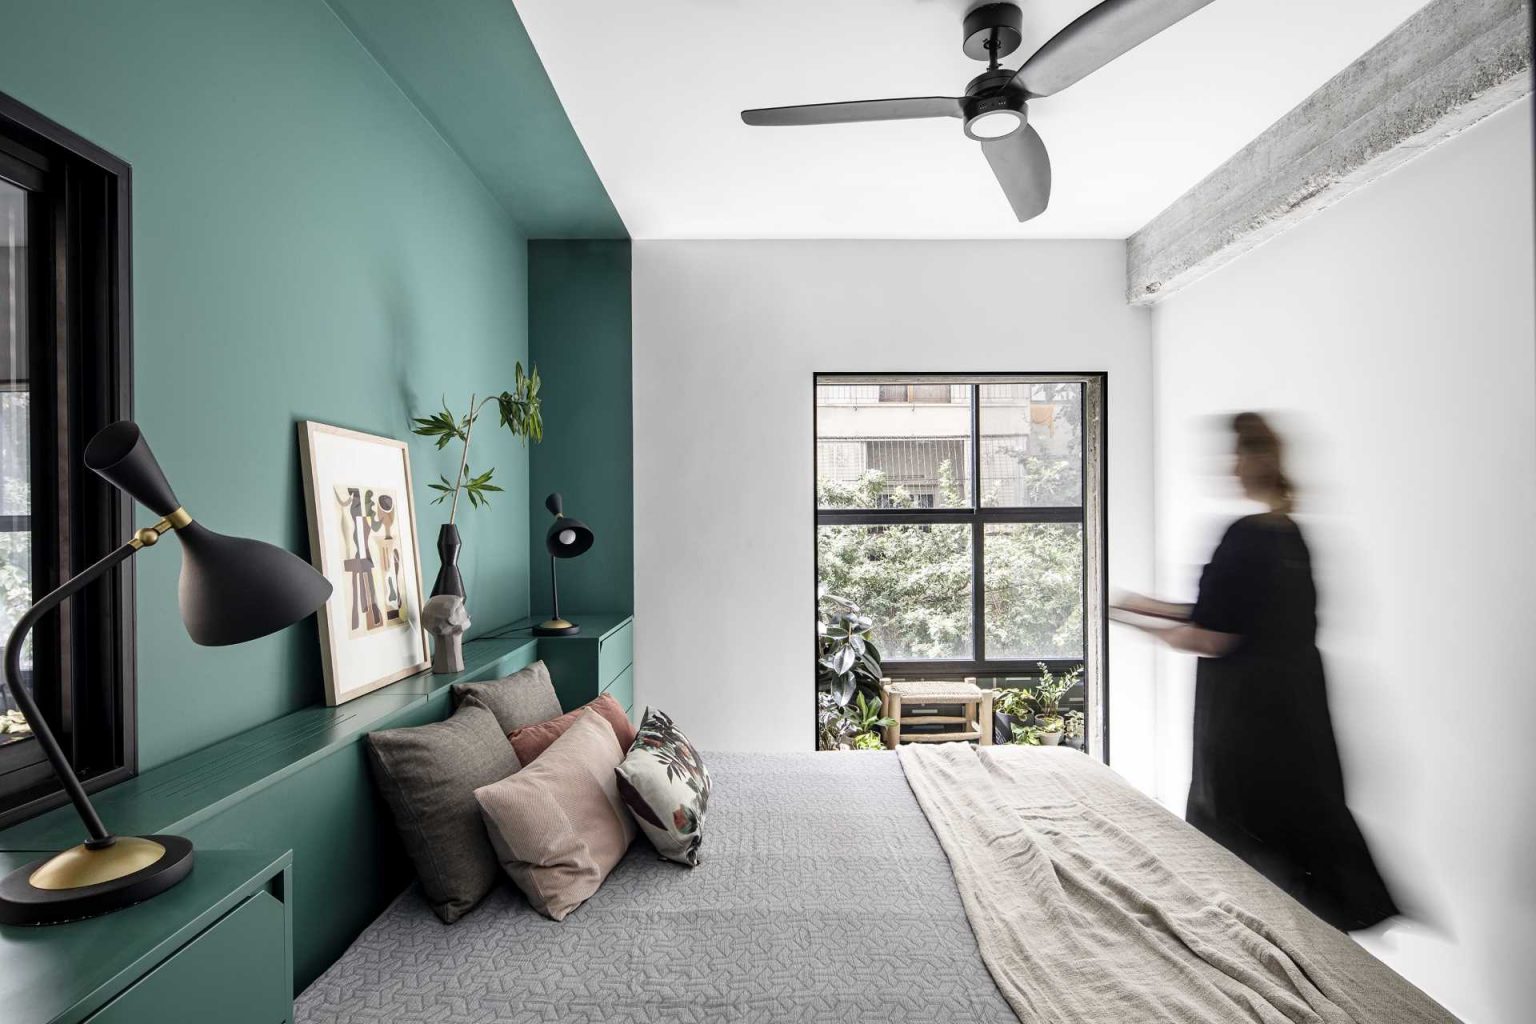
[366,699,521,923]
[452,660,562,733]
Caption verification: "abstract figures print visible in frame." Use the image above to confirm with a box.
[333,485,409,636]
[300,422,429,705]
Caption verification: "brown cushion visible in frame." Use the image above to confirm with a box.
[365,698,521,923]
[508,694,636,765]
[475,711,636,921]
[451,660,562,733]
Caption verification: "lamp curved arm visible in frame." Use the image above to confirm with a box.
[3,537,144,847]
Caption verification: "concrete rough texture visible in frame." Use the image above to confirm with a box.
[1127,0,1532,305]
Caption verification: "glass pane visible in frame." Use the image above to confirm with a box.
[816,383,972,509]
[979,381,1082,507]
[983,522,1083,659]
[818,523,972,660]
[0,178,31,746]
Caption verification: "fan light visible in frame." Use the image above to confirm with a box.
[964,107,1024,141]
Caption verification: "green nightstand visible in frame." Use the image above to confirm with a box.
[0,848,292,1024]
[492,613,634,716]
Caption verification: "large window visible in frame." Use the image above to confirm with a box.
[0,91,133,826]
[815,375,1106,751]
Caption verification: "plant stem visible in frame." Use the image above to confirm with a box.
[449,392,477,525]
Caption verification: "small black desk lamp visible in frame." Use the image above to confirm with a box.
[0,421,332,925]
[533,492,593,637]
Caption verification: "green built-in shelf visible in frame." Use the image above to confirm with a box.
[0,637,541,854]
[0,848,291,1024]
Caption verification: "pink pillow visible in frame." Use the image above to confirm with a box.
[509,694,635,764]
[475,711,637,920]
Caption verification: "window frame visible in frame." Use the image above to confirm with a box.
[0,89,135,828]
[814,372,1108,759]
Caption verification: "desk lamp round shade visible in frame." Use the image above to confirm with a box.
[84,422,333,646]
[543,492,594,558]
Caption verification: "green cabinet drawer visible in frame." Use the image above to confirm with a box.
[597,620,633,690]
[87,890,289,1024]
[602,664,634,717]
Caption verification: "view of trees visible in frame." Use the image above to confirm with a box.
[816,462,1082,662]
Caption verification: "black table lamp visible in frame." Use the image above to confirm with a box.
[0,421,332,926]
[533,492,593,637]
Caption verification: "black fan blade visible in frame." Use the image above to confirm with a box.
[742,97,965,127]
[981,125,1051,222]
[1013,0,1216,98]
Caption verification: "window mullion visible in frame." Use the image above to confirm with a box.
[970,383,984,665]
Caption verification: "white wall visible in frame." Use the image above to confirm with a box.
[1150,98,1536,1024]
[633,240,1158,792]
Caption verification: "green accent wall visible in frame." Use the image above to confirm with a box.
[528,241,634,615]
[0,0,543,769]
[325,0,627,240]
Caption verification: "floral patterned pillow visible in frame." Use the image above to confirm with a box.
[614,708,711,866]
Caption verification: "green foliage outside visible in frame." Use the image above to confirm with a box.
[816,463,1083,661]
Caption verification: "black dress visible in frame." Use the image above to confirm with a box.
[1188,513,1397,931]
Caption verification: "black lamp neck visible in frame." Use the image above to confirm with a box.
[549,553,561,622]
[2,540,146,846]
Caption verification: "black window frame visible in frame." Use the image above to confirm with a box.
[814,372,1108,757]
[0,89,134,828]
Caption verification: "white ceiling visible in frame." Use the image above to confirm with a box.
[512,0,1429,239]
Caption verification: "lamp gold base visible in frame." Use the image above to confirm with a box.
[30,836,166,890]
[0,834,193,926]
[532,618,580,637]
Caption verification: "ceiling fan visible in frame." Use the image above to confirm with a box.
[741,1,1216,222]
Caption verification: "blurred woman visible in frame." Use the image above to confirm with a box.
[1114,412,1396,931]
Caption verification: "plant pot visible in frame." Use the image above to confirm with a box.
[1038,730,1063,747]
[431,523,465,599]
[993,711,1026,745]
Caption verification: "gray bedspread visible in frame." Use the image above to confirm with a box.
[299,747,1453,1024]
[296,751,1018,1024]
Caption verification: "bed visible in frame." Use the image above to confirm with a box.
[296,747,1454,1024]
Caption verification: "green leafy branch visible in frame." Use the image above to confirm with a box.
[410,362,541,523]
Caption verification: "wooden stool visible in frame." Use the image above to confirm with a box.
[880,679,993,748]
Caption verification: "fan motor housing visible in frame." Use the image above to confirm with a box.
[962,3,1024,62]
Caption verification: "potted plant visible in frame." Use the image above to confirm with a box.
[409,362,542,600]
[1009,723,1042,746]
[1028,662,1081,726]
[817,693,856,750]
[1034,715,1065,746]
[816,588,882,705]
[848,692,894,750]
[1062,710,1085,750]
[992,686,1032,744]
[816,588,885,750]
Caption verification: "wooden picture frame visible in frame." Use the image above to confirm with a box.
[298,421,429,704]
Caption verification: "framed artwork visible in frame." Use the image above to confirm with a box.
[298,421,429,704]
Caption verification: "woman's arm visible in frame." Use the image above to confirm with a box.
[1111,592,1193,621]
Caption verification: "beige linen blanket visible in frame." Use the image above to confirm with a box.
[899,744,1457,1024]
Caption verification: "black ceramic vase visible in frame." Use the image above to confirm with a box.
[431,523,465,598]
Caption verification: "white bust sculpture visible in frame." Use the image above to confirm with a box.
[423,594,471,674]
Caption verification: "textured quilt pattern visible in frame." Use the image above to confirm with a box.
[296,751,1017,1024]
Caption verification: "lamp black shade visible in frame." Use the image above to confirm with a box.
[83,420,181,517]
[544,515,594,558]
[175,521,333,646]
